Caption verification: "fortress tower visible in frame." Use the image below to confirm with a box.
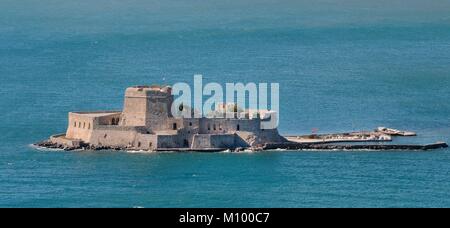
[121,85,174,130]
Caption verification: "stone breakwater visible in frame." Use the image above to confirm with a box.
[263,142,449,151]
[285,127,421,144]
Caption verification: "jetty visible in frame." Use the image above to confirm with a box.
[284,127,421,144]
[375,127,416,136]
[285,131,392,144]
[280,127,447,151]
[264,142,448,151]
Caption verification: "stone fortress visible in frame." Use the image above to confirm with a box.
[45,85,287,151]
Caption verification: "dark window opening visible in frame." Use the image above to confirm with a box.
[213,124,216,131]
[237,124,240,131]
[207,124,211,131]
[173,123,177,130]
[179,103,184,111]
[189,122,192,126]
[111,118,119,125]
[138,142,141,147]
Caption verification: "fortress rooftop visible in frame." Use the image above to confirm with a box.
[125,85,172,98]
[70,111,121,117]
[127,85,171,92]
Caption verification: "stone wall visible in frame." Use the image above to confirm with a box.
[191,134,212,149]
[66,113,93,141]
[95,113,121,126]
[198,118,261,134]
[134,133,158,150]
[157,134,184,148]
[191,134,249,149]
[53,85,286,151]
[50,134,82,148]
[66,112,121,142]
[210,134,244,149]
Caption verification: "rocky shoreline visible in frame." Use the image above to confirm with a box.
[34,140,127,151]
[35,139,448,152]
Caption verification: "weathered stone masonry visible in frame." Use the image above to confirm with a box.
[45,85,286,151]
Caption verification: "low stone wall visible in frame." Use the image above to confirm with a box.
[89,128,138,148]
[157,134,183,148]
[191,134,211,149]
[191,134,249,149]
[210,134,243,149]
[47,134,83,149]
[134,133,158,150]
[236,129,286,147]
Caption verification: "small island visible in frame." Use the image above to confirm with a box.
[35,85,447,152]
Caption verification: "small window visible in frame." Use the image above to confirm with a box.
[237,124,240,131]
[88,123,91,129]
[83,122,86,129]
[213,124,216,131]
[73,122,76,127]
[138,142,141,147]
[189,122,192,126]
[173,123,177,130]
[207,124,211,131]
[78,122,81,128]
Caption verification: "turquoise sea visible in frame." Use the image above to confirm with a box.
[1,0,450,207]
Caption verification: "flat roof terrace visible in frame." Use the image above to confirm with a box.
[70,111,121,117]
